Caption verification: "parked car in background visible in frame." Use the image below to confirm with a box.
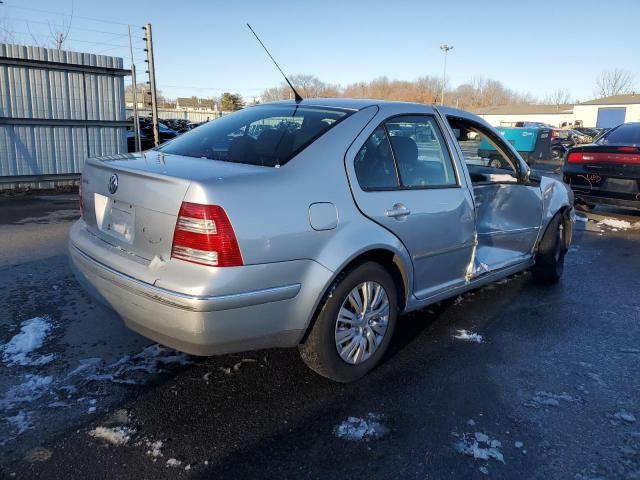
[162,118,193,133]
[127,118,179,152]
[71,99,574,382]
[568,129,593,145]
[573,127,601,139]
[563,122,640,210]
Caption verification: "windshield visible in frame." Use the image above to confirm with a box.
[158,104,352,166]
[597,123,640,146]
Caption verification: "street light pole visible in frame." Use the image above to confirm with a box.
[440,44,453,106]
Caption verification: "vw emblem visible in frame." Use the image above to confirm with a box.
[108,174,118,194]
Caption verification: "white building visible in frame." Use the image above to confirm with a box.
[475,94,640,128]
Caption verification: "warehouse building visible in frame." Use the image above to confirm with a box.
[475,94,640,129]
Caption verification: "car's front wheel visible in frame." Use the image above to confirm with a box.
[531,213,567,284]
[299,262,398,383]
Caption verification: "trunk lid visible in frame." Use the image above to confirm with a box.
[80,150,264,262]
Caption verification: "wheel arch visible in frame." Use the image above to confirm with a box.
[298,246,411,344]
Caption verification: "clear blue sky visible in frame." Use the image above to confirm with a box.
[2,0,638,102]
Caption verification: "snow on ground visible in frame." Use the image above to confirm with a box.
[0,375,54,410]
[454,431,505,463]
[6,411,32,435]
[524,391,577,408]
[453,330,483,343]
[1,344,191,445]
[166,458,182,467]
[613,411,636,423]
[1,316,55,366]
[89,426,136,446]
[334,413,389,441]
[69,344,192,385]
[597,218,640,231]
[144,439,164,458]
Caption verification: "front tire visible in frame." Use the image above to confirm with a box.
[531,213,567,284]
[299,262,398,383]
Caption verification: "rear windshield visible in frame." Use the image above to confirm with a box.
[597,123,640,146]
[158,105,352,166]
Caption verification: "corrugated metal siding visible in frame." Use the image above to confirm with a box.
[0,43,128,189]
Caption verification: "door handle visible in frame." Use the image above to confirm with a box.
[386,204,411,219]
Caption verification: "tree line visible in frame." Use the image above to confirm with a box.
[261,70,637,109]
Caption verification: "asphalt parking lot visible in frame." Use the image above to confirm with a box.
[1,190,639,480]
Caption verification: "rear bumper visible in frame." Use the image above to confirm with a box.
[68,222,333,356]
[563,168,640,209]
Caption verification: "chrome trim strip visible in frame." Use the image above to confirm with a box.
[412,241,475,261]
[70,243,301,312]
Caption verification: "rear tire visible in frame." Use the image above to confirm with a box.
[299,262,398,383]
[531,213,567,284]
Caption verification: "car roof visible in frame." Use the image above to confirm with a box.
[262,97,441,111]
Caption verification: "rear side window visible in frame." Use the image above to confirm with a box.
[159,105,351,166]
[354,115,457,190]
[598,123,640,146]
[385,116,457,187]
[354,126,400,190]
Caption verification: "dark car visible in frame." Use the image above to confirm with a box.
[563,122,640,210]
[127,118,179,152]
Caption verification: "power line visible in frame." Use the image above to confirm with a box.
[0,15,144,39]
[0,1,139,28]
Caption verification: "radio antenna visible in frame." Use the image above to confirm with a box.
[246,23,303,103]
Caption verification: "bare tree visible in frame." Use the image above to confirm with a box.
[594,69,636,98]
[261,74,339,101]
[0,17,14,43]
[48,1,73,51]
[261,73,539,108]
[543,88,572,105]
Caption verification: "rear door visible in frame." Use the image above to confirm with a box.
[345,109,476,300]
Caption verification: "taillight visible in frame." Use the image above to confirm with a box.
[78,177,84,219]
[171,202,243,267]
[567,151,640,164]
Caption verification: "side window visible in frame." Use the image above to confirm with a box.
[385,116,457,188]
[448,118,518,184]
[354,126,400,190]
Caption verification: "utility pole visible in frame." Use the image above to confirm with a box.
[143,23,159,146]
[440,44,453,106]
[128,25,141,152]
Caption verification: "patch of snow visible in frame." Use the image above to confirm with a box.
[89,426,136,446]
[6,411,32,435]
[614,411,636,423]
[524,391,577,408]
[334,413,389,441]
[453,330,483,343]
[166,458,182,467]
[454,431,505,463]
[514,441,523,449]
[69,345,191,385]
[479,466,489,475]
[145,439,164,458]
[0,375,54,409]
[575,215,587,223]
[1,316,55,366]
[598,218,632,230]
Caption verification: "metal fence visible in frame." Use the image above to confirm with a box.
[127,108,225,123]
[0,43,130,190]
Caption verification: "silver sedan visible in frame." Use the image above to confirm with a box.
[69,99,574,382]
